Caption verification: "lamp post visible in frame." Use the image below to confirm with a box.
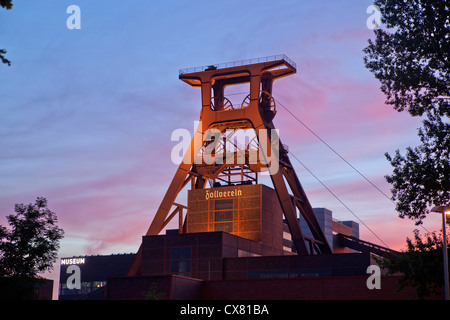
[431,205,450,300]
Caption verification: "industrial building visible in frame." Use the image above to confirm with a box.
[59,184,400,300]
[59,56,422,300]
[59,253,135,300]
[58,182,367,299]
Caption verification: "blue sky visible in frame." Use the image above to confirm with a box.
[0,1,441,289]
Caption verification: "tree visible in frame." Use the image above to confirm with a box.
[0,0,12,9]
[363,0,450,118]
[385,110,450,224]
[0,0,13,66]
[363,0,450,223]
[364,0,450,299]
[0,197,64,278]
[378,229,447,299]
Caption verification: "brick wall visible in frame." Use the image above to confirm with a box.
[202,276,439,300]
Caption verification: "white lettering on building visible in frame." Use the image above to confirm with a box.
[61,258,85,265]
[205,188,243,200]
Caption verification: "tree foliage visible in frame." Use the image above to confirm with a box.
[378,229,447,299]
[0,0,12,9]
[364,0,450,223]
[0,0,13,66]
[0,197,64,278]
[363,0,450,117]
[364,0,450,298]
[385,110,450,223]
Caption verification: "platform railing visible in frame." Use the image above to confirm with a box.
[179,54,296,75]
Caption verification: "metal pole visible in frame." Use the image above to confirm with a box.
[442,212,449,300]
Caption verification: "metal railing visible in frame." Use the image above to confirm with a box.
[179,54,296,75]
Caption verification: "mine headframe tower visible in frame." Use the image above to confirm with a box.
[127,55,331,276]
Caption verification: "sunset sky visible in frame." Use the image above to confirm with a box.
[0,0,443,286]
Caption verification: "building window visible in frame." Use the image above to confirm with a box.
[214,198,233,211]
[214,199,233,232]
[170,247,192,277]
[59,280,107,296]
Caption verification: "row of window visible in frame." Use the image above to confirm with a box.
[214,199,233,232]
[59,281,107,295]
[214,198,233,232]
[188,196,261,217]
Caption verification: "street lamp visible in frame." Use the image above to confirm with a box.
[431,205,450,300]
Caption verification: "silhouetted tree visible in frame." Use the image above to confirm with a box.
[0,197,64,299]
[378,229,448,299]
[0,0,12,9]
[363,0,450,118]
[0,197,64,277]
[364,0,450,299]
[363,0,450,224]
[385,111,449,224]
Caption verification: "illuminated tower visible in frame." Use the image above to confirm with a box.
[127,55,331,276]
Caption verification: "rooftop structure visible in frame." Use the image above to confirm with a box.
[96,56,407,300]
